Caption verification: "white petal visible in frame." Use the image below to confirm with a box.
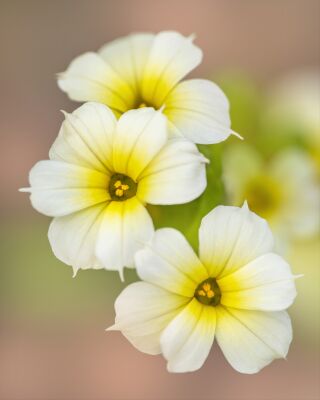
[110,282,189,355]
[199,204,274,278]
[48,203,108,275]
[28,160,109,189]
[57,53,136,112]
[141,31,202,107]
[50,102,116,173]
[135,228,208,297]
[113,108,167,181]
[137,137,207,204]
[269,150,320,238]
[216,307,292,374]
[99,33,154,92]
[28,160,110,217]
[96,197,154,275]
[160,298,216,373]
[218,253,296,311]
[164,79,231,144]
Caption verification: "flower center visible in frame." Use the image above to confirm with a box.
[133,95,159,110]
[243,175,282,219]
[108,173,137,201]
[195,278,221,306]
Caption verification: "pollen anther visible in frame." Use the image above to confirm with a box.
[195,278,221,306]
[115,188,124,197]
[198,283,215,299]
[114,180,130,197]
[207,290,214,298]
[109,173,138,202]
[203,283,211,292]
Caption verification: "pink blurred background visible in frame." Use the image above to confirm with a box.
[1,1,319,399]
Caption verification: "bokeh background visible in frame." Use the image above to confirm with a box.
[1,1,319,399]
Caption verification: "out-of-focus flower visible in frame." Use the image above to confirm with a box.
[58,31,234,144]
[109,204,297,373]
[265,71,320,175]
[20,103,208,278]
[222,144,320,246]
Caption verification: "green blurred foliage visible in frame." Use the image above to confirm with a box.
[216,71,314,159]
[216,72,262,142]
[1,217,138,320]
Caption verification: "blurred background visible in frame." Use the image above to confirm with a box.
[0,1,319,399]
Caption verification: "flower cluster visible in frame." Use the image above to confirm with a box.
[21,31,298,374]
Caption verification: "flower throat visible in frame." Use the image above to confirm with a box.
[109,173,137,201]
[195,278,221,306]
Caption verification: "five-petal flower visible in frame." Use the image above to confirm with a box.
[21,102,208,278]
[58,31,233,144]
[222,143,320,244]
[109,203,297,373]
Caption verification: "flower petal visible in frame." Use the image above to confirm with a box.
[141,31,202,107]
[109,281,189,355]
[199,203,274,278]
[57,53,136,112]
[99,33,154,93]
[269,150,320,238]
[164,79,232,144]
[216,307,292,374]
[160,298,216,373]
[137,137,207,204]
[218,253,296,311]
[95,197,154,276]
[27,160,110,217]
[135,228,208,297]
[48,203,108,275]
[113,108,167,181]
[50,102,116,173]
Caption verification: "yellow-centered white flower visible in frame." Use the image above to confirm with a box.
[109,203,298,373]
[57,31,234,144]
[21,102,208,278]
[266,71,320,177]
[222,144,320,243]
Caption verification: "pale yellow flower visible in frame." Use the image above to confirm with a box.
[109,204,297,373]
[58,31,234,144]
[222,144,320,245]
[21,103,208,278]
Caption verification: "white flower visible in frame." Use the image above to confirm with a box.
[109,203,297,373]
[222,144,320,244]
[57,31,234,144]
[21,102,208,278]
